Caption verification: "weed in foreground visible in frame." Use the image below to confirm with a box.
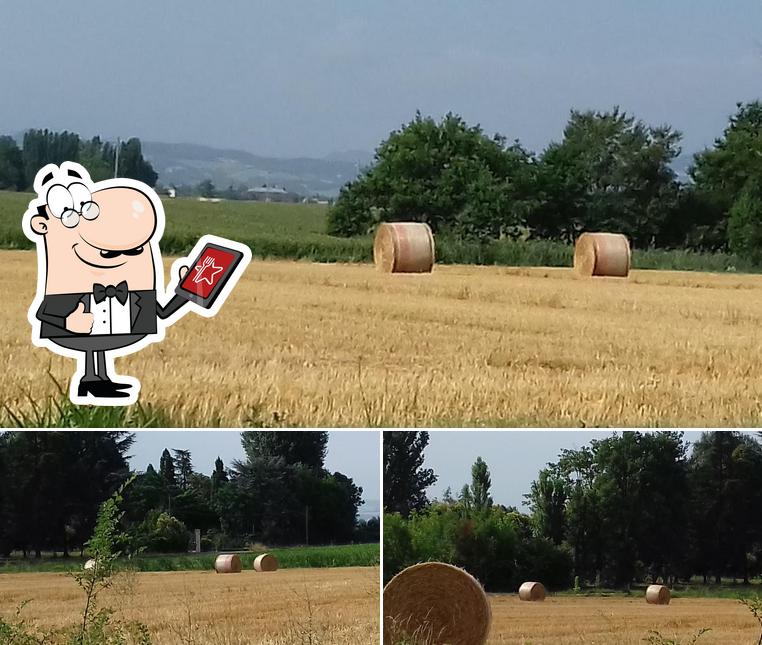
[643,628,711,645]
[740,595,762,645]
[0,478,153,644]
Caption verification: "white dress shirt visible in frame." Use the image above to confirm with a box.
[90,295,132,335]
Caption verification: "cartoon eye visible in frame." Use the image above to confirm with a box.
[80,200,100,220]
[61,209,79,228]
[68,182,92,211]
[46,184,73,219]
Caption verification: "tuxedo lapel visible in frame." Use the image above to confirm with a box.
[130,291,142,329]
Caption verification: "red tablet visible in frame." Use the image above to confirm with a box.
[175,242,245,308]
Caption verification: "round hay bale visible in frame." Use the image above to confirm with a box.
[214,553,242,574]
[573,232,631,277]
[373,222,435,273]
[83,558,97,571]
[253,553,279,572]
[645,584,671,605]
[518,581,546,601]
[383,562,491,645]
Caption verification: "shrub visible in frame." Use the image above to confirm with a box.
[383,513,414,584]
[146,513,190,553]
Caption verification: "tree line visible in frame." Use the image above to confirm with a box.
[330,102,762,263]
[0,431,376,558]
[0,129,158,190]
[384,431,762,591]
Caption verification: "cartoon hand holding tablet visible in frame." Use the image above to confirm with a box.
[22,161,251,406]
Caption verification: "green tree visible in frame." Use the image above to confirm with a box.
[688,432,762,584]
[159,449,175,488]
[79,136,115,182]
[0,136,25,190]
[690,101,762,251]
[728,178,762,264]
[0,432,132,558]
[470,457,493,512]
[117,138,158,186]
[21,129,81,187]
[210,457,228,498]
[383,431,438,517]
[146,512,190,552]
[529,107,681,247]
[328,111,536,240]
[527,467,568,545]
[172,449,193,491]
[241,431,327,472]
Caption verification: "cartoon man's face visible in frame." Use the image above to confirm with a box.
[27,166,159,294]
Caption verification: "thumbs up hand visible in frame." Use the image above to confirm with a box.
[65,302,94,334]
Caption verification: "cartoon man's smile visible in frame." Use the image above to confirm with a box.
[22,161,251,406]
[72,243,129,269]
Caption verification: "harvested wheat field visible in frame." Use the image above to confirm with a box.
[487,595,758,644]
[0,567,379,645]
[4,248,762,426]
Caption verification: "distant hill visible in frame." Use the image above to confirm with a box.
[142,141,372,197]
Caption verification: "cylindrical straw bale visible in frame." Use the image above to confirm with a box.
[645,584,671,605]
[214,553,242,574]
[518,581,546,601]
[253,553,279,572]
[573,232,631,277]
[373,222,435,273]
[383,562,491,645]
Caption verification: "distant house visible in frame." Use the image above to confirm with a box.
[247,185,290,203]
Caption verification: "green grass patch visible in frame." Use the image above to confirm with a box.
[551,580,762,600]
[1,372,175,428]
[0,543,379,574]
[0,189,755,271]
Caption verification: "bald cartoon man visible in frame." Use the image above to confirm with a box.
[22,162,250,405]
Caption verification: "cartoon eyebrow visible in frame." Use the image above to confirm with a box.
[67,169,82,178]
[40,172,55,185]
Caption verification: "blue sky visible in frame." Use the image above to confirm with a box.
[3,1,761,157]
[127,431,379,517]
[423,430,760,510]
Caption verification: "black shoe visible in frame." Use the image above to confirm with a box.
[77,380,131,399]
[100,379,133,391]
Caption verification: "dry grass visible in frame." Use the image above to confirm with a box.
[486,595,757,644]
[5,249,762,426]
[0,567,379,645]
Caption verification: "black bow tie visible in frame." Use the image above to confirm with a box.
[93,281,129,305]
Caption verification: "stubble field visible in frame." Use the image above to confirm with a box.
[486,595,759,644]
[3,248,762,426]
[0,567,379,645]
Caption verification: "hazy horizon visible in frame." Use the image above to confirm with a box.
[3,1,761,160]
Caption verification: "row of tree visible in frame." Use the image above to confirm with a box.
[330,103,762,261]
[384,431,762,591]
[0,431,376,558]
[0,129,158,190]
[527,431,762,587]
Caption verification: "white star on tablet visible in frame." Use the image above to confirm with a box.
[192,256,224,286]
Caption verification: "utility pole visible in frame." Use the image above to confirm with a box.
[114,137,121,178]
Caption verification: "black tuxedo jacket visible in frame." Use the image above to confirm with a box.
[36,289,170,338]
